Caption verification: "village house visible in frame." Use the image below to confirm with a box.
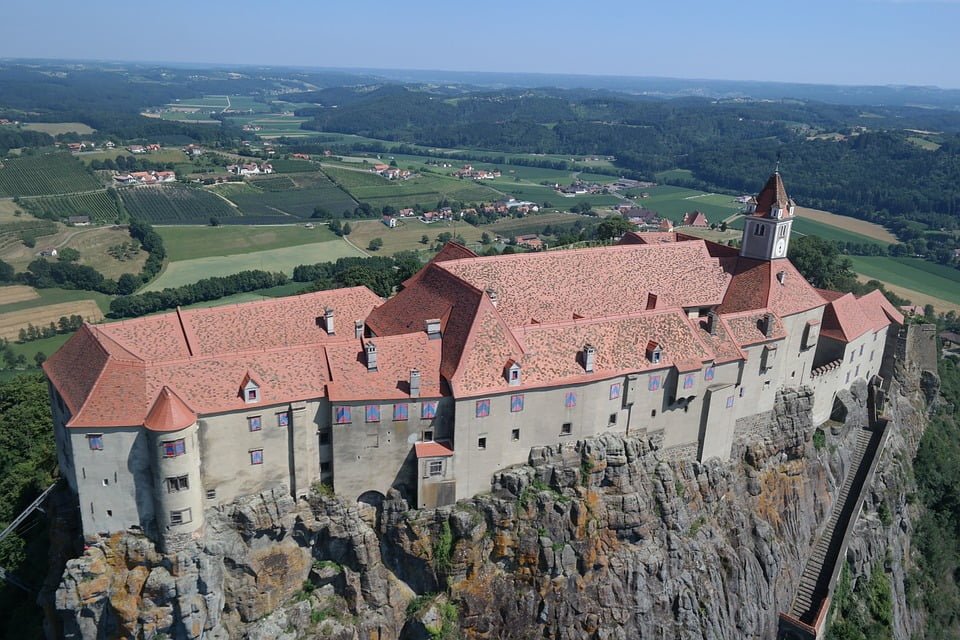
[128,145,146,154]
[513,234,545,250]
[453,165,501,180]
[226,162,274,176]
[68,215,91,226]
[682,210,710,227]
[383,215,398,228]
[44,171,903,552]
[114,170,177,185]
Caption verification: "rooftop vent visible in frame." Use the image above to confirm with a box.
[706,310,719,336]
[760,313,775,338]
[365,341,378,372]
[646,293,658,311]
[354,320,364,339]
[323,307,335,335]
[486,287,499,307]
[776,270,787,285]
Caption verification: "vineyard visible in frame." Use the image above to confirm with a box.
[0,220,58,251]
[247,175,297,191]
[267,159,316,173]
[222,171,357,219]
[120,184,240,224]
[20,190,123,223]
[0,153,101,196]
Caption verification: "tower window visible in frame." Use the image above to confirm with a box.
[777,225,788,238]
[753,224,766,237]
[166,475,189,493]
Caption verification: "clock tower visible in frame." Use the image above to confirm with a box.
[739,170,795,261]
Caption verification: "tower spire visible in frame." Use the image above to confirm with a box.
[774,152,781,174]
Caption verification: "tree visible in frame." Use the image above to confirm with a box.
[209,216,220,227]
[117,273,140,296]
[420,234,429,245]
[312,207,331,219]
[436,232,453,244]
[342,222,352,236]
[57,247,81,263]
[368,237,384,251]
[481,232,491,245]
[788,235,858,291]
[0,259,13,283]
[594,216,633,241]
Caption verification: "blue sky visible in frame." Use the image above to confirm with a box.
[3,0,960,88]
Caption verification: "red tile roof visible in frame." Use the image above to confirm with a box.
[820,289,903,342]
[753,172,795,218]
[723,310,787,347]
[718,258,824,317]
[325,333,443,401]
[143,386,197,432]
[415,441,454,458]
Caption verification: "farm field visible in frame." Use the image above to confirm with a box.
[498,183,619,209]
[849,256,960,306]
[78,148,187,166]
[855,275,958,314]
[795,207,896,244]
[121,184,240,223]
[0,287,114,316]
[333,170,503,209]
[225,184,356,219]
[157,225,336,261]
[347,218,484,255]
[0,153,101,196]
[0,299,103,341]
[142,239,365,291]
[21,122,95,136]
[230,114,311,138]
[0,286,39,305]
[63,226,148,279]
[266,159,317,174]
[484,212,589,237]
[8,332,72,362]
[631,187,742,224]
[20,190,122,223]
[791,216,890,247]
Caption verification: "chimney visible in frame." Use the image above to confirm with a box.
[365,341,378,371]
[646,293,658,310]
[706,310,719,336]
[323,307,335,335]
[761,313,775,338]
[354,320,364,339]
[583,344,596,373]
[776,270,787,285]
[485,287,499,307]
[409,369,421,398]
[425,318,441,340]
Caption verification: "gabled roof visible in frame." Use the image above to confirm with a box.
[753,172,795,218]
[415,441,454,458]
[718,257,824,317]
[143,386,197,432]
[819,289,903,343]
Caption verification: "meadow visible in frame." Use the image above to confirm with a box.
[849,256,960,306]
[347,218,484,255]
[121,185,240,223]
[0,153,101,197]
[21,122,95,136]
[157,224,336,261]
[142,240,365,291]
[484,212,588,237]
[336,172,503,209]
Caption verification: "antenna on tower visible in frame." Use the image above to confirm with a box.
[774,151,782,174]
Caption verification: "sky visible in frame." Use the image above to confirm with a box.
[3,0,960,88]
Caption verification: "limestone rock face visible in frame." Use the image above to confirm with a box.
[49,356,933,639]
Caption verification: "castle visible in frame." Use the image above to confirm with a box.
[43,172,903,550]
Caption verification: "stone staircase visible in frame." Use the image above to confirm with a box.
[788,425,882,625]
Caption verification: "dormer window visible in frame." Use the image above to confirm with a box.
[241,373,260,404]
[505,360,521,386]
[646,341,662,365]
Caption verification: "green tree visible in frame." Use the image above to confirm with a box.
[595,216,633,241]
[368,237,384,251]
[420,234,429,245]
[342,222,352,236]
[209,216,220,227]
[788,235,858,290]
[481,232,492,245]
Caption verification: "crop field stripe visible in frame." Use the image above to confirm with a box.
[0,300,103,340]
[849,256,960,305]
[0,286,39,305]
[0,153,101,197]
[120,185,240,223]
[20,190,122,223]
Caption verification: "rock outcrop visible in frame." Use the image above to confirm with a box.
[48,328,936,639]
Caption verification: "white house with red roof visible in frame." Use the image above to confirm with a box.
[44,171,902,550]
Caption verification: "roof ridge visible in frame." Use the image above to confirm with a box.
[436,239,710,269]
[513,306,685,331]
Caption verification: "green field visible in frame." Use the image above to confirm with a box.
[22,122,95,136]
[0,219,58,252]
[791,217,890,247]
[849,256,960,305]
[121,185,240,223]
[496,183,620,209]
[267,159,317,174]
[143,239,365,291]
[625,187,742,224]
[322,166,395,189]
[157,224,336,261]
[0,153,101,197]
[485,212,589,237]
[79,148,187,165]
[248,175,297,191]
[0,287,114,316]
[20,190,122,222]
[225,181,357,219]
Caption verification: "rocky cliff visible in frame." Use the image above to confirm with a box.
[47,331,937,639]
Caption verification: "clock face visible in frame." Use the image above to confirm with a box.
[775,239,786,257]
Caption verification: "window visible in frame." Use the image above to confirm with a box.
[704,367,715,382]
[845,371,851,384]
[250,449,263,465]
[162,439,186,458]
[849,352,855,363]
[855,365,860,378]
[564,392,577,409]
[87,434,104,451]
[320,462,331,473]
[477,436,487,450]
[648,375,661,392]
[753,224,765,236]
[393,403,409,421]
[859,345,864,357]
[511,428,520,441]
[651,410,657,418]
[166,475,189,493]
[726,395,735,409]
[561,422,573,435]
[248,416,262,432]
[475,399,490,418]
[510,394,524,412]
[608,413,617,425]
[423,429,434,441]
[247,388,258,402]
[206,489,216,500]
[334,406,351,424]
[609,383,621,400]
[428,460,444,476]
[421,401,438,420]
[277,413,289,428]
[683,374,695,390]
[870,351,875,362]
[777,225,788,238]
[739,387,745,398]
[102,478,109,486]
[169,508,192,526]
[319,431,330,445]
[365,405,381,423]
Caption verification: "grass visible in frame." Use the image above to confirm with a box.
[226,185,357,219]
[347,218,484,255]
[142,239,365,291]
[849,256,960,306]
[0,287,114,316]
[21,122,95,136]
[157,224,336,261]
[485,212,588,237]
[795,207,896,244]
[341,172,503,209]
[0,153,101,197]
[791,217,890,247]
[78,148,187,166]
